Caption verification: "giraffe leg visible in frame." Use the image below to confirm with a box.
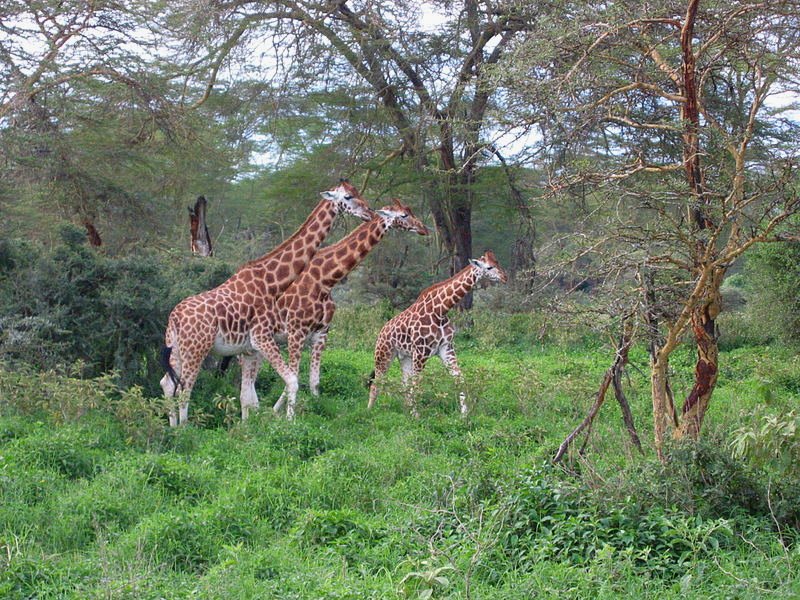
[251,330,298,420]
[309,331,328,397]
[367,343,393,410]
[439,343,468,415]
[171,358,202,426]
[161,340,206,426]
[239,354,262,420]
[401,354,425,418]
[285,330,307,421]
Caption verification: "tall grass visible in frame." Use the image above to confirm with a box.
[1,310,799,598]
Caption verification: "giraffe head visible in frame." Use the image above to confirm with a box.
[321,179,373,221]
[469,250,508,284]
[375,199,429,235]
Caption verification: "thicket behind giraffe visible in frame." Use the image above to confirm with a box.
[368,250,508,416]
[160,181,372,426]
[247,199,429,420]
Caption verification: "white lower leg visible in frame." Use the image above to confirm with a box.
[285,374,299,421]
[240,384,259,420]
[273,390,287,413]
[458,391,468,416]
[178,400,189,425]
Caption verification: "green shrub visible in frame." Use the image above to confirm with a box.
[495,463,734,578]
[0,228,234,393]
[254,415,338,460]
[294,508,377,547]
[8,425,120,481]
[743,238,800,348]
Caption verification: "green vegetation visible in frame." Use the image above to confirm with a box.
[1,307,798,599]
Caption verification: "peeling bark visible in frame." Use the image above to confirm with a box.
[677,268,724,439]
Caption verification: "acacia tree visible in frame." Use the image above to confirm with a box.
[175,0,537,305]
[506,0,800,458]
[0,0,247,246]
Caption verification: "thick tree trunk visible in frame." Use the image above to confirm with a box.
[676,268,724,439]
[425,171,474,309]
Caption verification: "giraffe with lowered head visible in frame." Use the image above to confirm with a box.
[368,250,508,416]
[246,199,429,420]
[160,180,373,425]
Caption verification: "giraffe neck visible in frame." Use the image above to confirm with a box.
[235,199,337,296]
[421,265,479,315]
[310,218,389,290]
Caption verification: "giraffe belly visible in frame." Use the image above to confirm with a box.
[212,333,253,356]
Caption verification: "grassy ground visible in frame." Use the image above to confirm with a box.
[1,309,799,598]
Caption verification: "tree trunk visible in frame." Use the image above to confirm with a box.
[554,318,639,462]
[676,268,724,439]
[425,170,474,309]
[189,195,213,257]
[81,217,102,247]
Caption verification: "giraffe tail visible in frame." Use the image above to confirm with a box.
[366,370,376,389]
[159,345,181,397]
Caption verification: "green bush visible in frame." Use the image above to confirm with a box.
[0,228,234,393]
[495,463,734,578]
[743,238,800,348]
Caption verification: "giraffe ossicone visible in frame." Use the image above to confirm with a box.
[159,180,372,426]
[368,250,508,417]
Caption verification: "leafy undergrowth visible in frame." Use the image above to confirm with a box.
[1,329,799,598]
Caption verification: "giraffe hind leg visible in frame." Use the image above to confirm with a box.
[367,345,393,410]
[159,345,181,397]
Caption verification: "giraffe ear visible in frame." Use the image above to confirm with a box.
[376,209,393,219]
[321,191,335,200]
[468,259,480,268]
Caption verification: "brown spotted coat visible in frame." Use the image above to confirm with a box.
[159,182,372,425]
[368,250,508,416]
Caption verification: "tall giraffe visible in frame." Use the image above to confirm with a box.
[248,199,428,420]
[368,250,508,416]
[160,181,372,425]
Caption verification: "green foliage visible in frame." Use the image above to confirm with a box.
[398,559,455,599]
[0,229,233,393]
[496,463,734,578]
[744,239,800,348]
[731,410,800,479]
[1,324,799,597]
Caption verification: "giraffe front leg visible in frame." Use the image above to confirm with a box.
[239,354,261,420]
[309,330,328,397]
[285,330,306,421]
[439,343,468,416]
[251,331,298,420]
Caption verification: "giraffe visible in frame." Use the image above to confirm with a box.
[159,180,373,426]
[367,250,508,416]
[248,199,429,420]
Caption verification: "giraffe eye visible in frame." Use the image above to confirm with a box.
[344,194,353,200]
[487,266,494,270]
[401,213,408,218]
